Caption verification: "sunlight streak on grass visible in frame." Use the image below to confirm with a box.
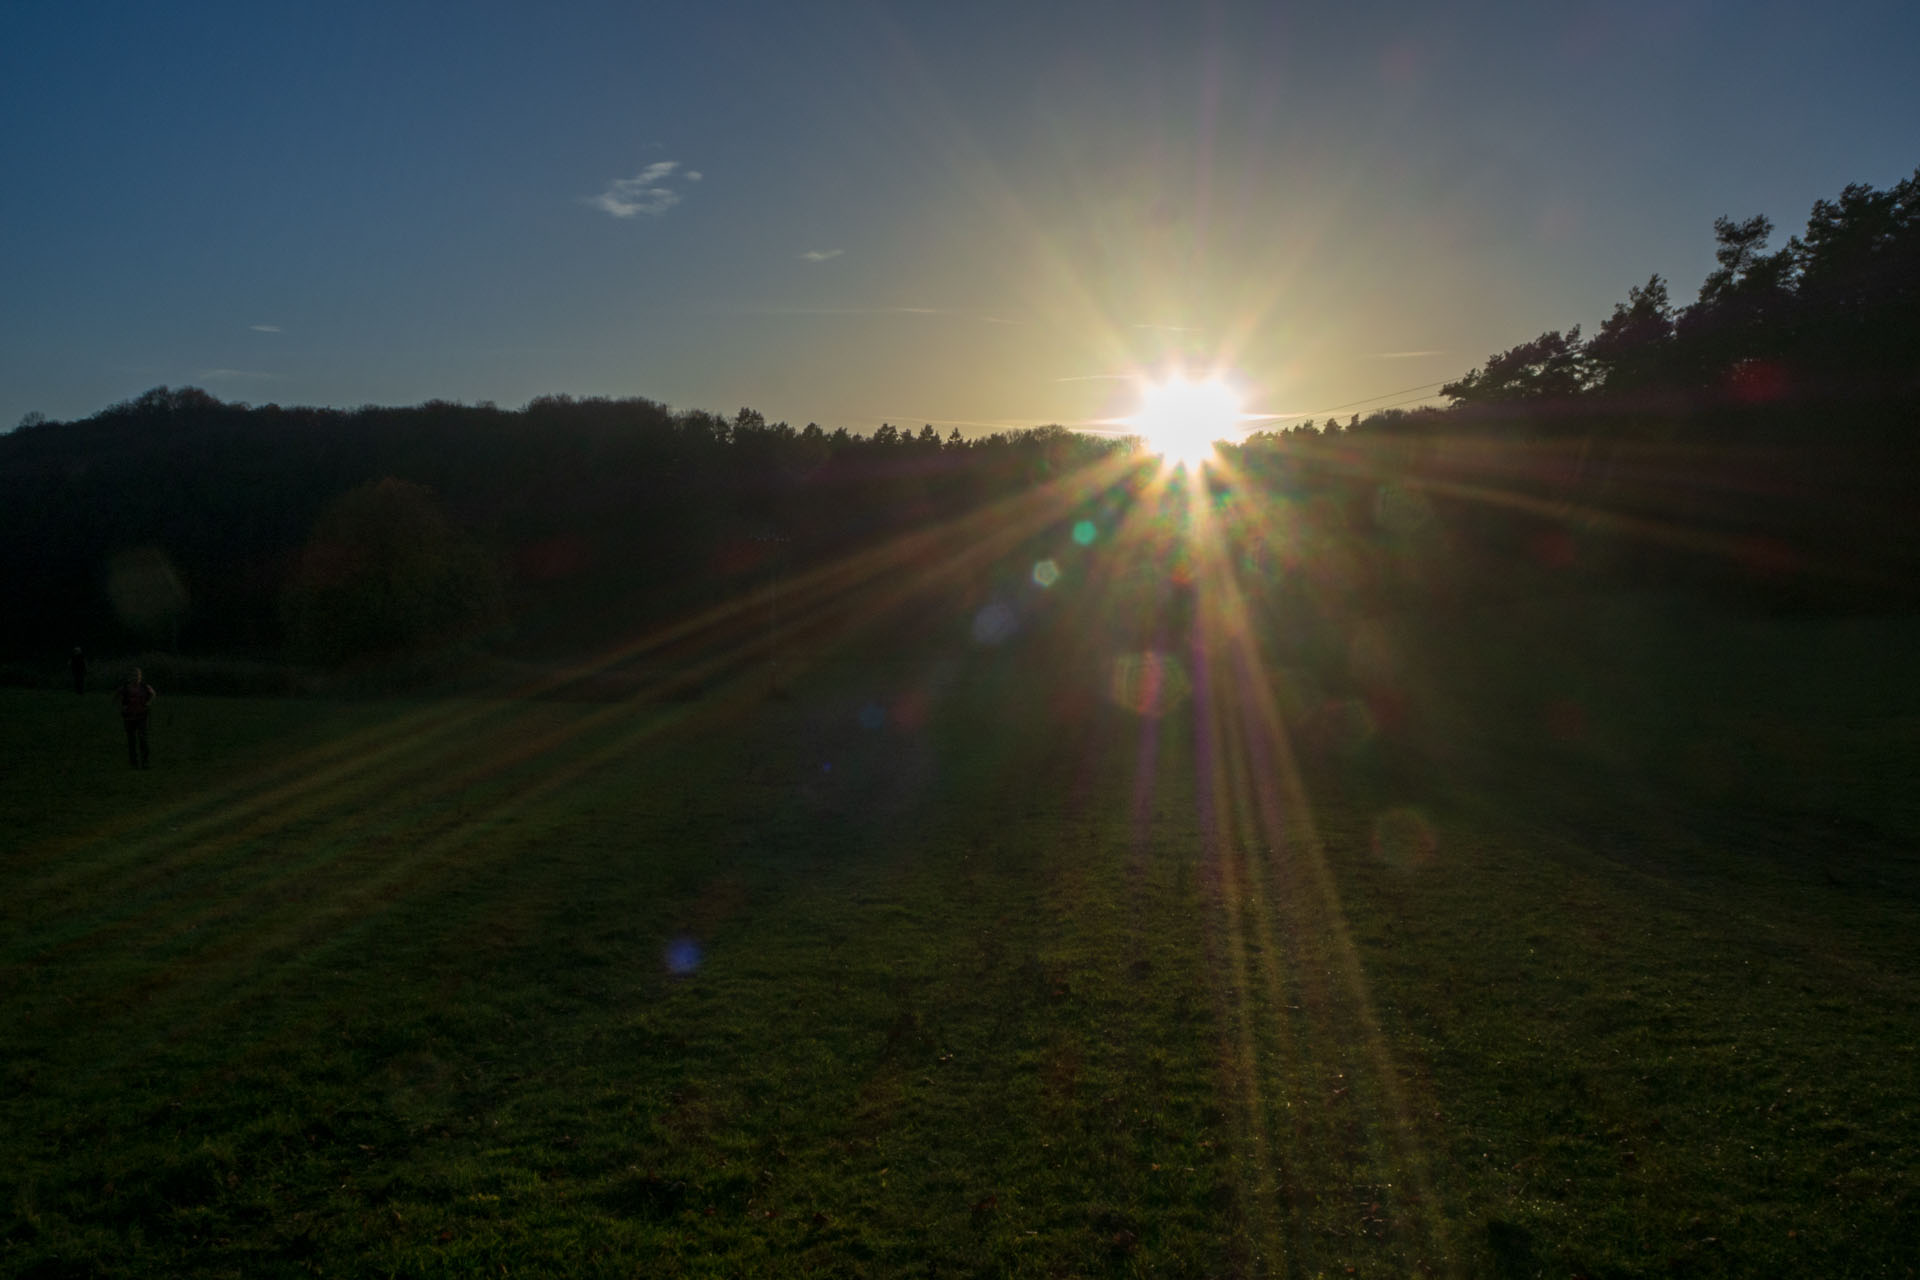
[9,452,1153,1025]
[1190,453,1460,1273]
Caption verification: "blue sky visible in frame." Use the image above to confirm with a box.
[3,0,1916,436]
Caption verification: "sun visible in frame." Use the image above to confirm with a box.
[1129,374,1240,467]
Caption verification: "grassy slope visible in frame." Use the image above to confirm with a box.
[3,597,1917,1277]
[1325,595,1920,1277]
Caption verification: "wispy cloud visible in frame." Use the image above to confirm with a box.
[1373,349,1447,359]
[585,161,700,218]
[199,369,274,381]
[800,248,844,262]
[248,323,281,333]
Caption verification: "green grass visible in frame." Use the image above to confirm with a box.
[4,597,1918,1277]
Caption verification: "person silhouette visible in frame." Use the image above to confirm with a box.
[117,667,156,769]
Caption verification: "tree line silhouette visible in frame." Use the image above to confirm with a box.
[1230,170,1920,611]
[3,170,1915,675]
[0,390,1125,667]
[1438,171,1918,430]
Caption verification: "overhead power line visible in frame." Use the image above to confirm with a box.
[1309,380,1450,415]
[1236,380,1451,433]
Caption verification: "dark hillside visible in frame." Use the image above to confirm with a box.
[0,394,1123,666]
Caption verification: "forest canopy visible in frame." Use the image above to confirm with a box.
[1435,170,1919,435]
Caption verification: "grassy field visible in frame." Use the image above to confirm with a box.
[3,595,1917,1277]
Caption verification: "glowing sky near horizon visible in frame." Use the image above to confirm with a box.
[2,0,1916,436]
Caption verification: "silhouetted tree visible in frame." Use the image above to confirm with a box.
[1441,328,1586,406]
[1673,216,1797,390]
[282,477,502,667]
[1789,171,1920,389]
[1585,274,1676,398]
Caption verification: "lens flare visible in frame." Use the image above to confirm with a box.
[1108,650,1192,717]
[664,936,702,974]
[971,602,1017,645]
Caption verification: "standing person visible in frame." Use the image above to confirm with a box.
[117,667,156,769]
[71,646,86,694]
